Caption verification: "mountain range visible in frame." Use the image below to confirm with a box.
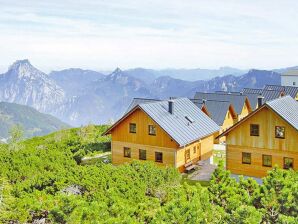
[0,60,283,126]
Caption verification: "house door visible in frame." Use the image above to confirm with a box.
[185,149,190,163]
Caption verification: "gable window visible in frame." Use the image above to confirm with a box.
[124,147,131,158]
[155,152,163,163]
[250,124,259,136]
[275,126,285,139]
[185,149,190,161]
[129,123,136,133]
[262,155,272,167]
[193,146,196,154]
[148,125,156,136]
[242,152,251,164]
[139,149,146,160]
[284,157,294,169]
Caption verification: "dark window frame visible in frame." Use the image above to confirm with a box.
[284,157,294,169]
[242,152,251,164]
[262,154,272,167]
[155,152,163,163]
[129,123,137,133]
[275,126,285,139]
[250,124,260,136]
[139,149,146,160]
[148,125,156,136]
[123,147,131,158]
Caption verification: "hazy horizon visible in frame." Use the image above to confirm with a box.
[1,1,298,73]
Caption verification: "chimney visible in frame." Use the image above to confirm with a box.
[202,99,207,104]
[257,95,264,108]
[168,100,174,114]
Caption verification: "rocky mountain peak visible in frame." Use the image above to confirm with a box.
[7,59,45,80]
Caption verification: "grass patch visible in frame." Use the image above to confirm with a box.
[181,175,210,187]
[213,149,226,166]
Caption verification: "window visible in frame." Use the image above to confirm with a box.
[250,124,259,136]
[129,123,136,133]
[148,125,156,136]
[193,146,196,154]
[293,82,296,86]
[275,126,285,139]
[242,152,251,164]
[262,155,272,167]
[139,149,146,160]
[284,157,294,169]
[185,149,190,161]
[124,147,131,158]
[155,152,163,163]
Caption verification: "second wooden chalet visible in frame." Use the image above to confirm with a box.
[192,99,238,143]
[103,98,220,172]
[194,92,252,121]
[219,96,298,177]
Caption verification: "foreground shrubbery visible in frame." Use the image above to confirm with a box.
[0,126,297,223]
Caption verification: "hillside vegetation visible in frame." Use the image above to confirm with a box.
[0,125,297,223]
[0,102,69,139]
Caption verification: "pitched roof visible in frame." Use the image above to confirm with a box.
[218,96,298,138]
[125,98,161,113]
[243,88,263,95]
[242,88,284,108]
[266,96,298,131]
[264,85,298,99]
[194,92,248,114]
[193,99,233,126]
[105,98,220,147]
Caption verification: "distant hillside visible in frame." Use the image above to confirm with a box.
[0,102,70,139]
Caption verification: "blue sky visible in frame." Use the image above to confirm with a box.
[1,0,298,72]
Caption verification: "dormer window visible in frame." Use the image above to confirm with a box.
[275,126,285,139]
[129,123,136,133]
[250,124,259,136]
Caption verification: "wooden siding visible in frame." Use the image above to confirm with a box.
[176,134,214,171]
[176,140,201,168]
[111,108,178,149]
[238,99,251,121]
[226,107,298,151]
[218,108,237,143]
[111,141,176,167]
[227,145,298,177]
[226,106,298,177]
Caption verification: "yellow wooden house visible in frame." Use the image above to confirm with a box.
[192,99,238,143]
[103,98,220,172]
[219,96,298,178]
[194,92,252,122]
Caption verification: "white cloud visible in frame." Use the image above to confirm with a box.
[0,0,298,72]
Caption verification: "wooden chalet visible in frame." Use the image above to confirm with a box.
[103,98,220,172]
[218,96,298,177]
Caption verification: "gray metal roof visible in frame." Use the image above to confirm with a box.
[125,98,161,113]
[266,96,298,131]
[264,85,298,99]
[193,99,231,126]
[194,92,247,114]
[261,89,282,102]
[242,88,263,95]
[139,98,219,147]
